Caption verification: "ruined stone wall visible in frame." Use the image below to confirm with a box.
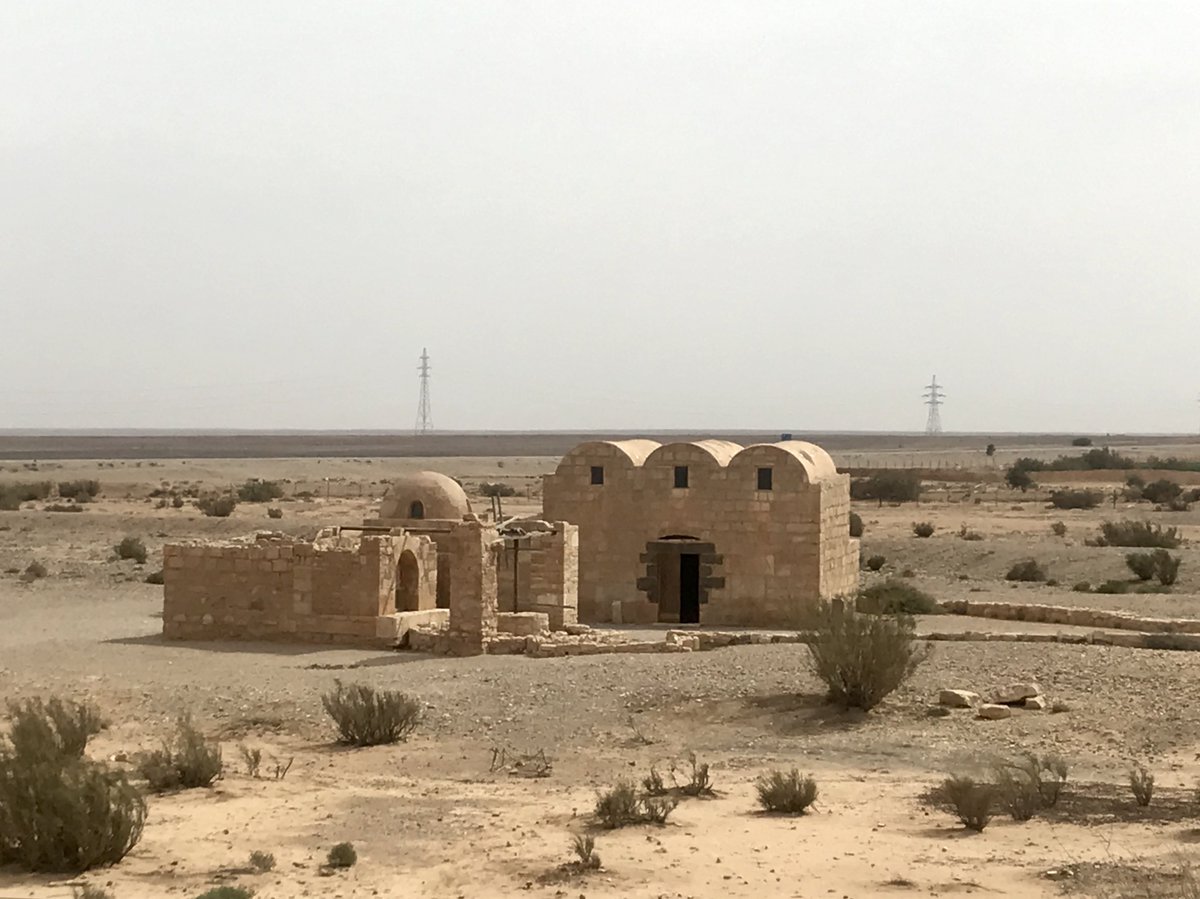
[446,521,499,656]
[162,533,433,645]
[543,441,858,628]
[496,524,579,630]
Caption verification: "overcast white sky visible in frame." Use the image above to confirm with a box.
[2,2,1198,433]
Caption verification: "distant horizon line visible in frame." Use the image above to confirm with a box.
[1,428,1197,439]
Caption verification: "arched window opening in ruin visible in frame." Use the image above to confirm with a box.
[396,551,421,612]
[409,500,424,519]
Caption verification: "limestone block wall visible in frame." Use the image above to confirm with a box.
[544,439,858,628]
[446,521,499,656]
[497,523,579,630]
[162,532,435,645]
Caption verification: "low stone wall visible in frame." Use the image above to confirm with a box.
[938,599,1200,634]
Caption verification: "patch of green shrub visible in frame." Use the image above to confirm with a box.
[1050,489,1101,510]
[594,780,678,828]
[858,578,938,615]
[6,697,106,760]
[754,769,818,814]
[865,555,886,572]
[479,482,517,498]
[850,472,921,503]
[236,480,284,503]
[115,536,148,564]
[805,603,929,711]
[1005,559,1047,582]
[848,511,863,538]
[912,521,934,538]
[57,480,100,502]
[326,842,357,868]
[1127,549,1182,586]
[941,775,995,832]
[1095,579,1131,594]
[249,850,275,872]
[1005,464,1035,492]
[266,507,283,519]
[322,681,421,746]
[1141,479,1183,504]
[1071,437,1093,447]
[197,494,237,518]
[138,716,223,792]
[0,481,53,510]
[1097,520,1181,548]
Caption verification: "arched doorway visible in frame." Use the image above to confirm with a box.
[396,551,421,612]
[640,536,718,625]
[409,500,425,519]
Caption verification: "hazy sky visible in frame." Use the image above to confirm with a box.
[3,2,1198,433]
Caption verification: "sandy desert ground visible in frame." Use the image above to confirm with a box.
[4,436,1200,898]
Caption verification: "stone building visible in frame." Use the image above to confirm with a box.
[161,471,578,649]
[542,439,858,628]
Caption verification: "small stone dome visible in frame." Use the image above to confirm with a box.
[378,471,471,521]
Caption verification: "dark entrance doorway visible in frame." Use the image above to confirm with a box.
[396,551,420,612]
[639,536,718,625]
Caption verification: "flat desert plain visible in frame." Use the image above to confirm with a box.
[3,434,1200,899]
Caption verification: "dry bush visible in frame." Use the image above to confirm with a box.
[21,561,48,581]
[266,507,283,519]
[46,503,84,513]
[239,744,262,777]
[249,850,275,872]
[1005,559,1047,582]
[857,578,937,614]
[641,795,678,824]
[594,780,677,828]
[642,766,666,796]
[237,480,284,503]
[1050,489,1101,510]
[958,524,984,541]
[851,472,922,503]
[992,753,1064,821]
[322,681,421,746]
[571,834,600,869]
[139,716,223,792]
[7,697,106,760]
[806,603,929,711]
[0,481,53,510]
[1051,521,1067,537]
[194,888,255,899]
[865,554,886,572]
[115,536,147,564]
[73,887,113,899]
[57,480,100,501]
[196,494,237,518]
[755,769,818,814]
[144,569,164,585]
[1131,764,1155,807]
[674,752,714,796]
[1127,552,1159,581]
[1141,479,1183,504]
[1097,521,1181,548]
[942,775,995,832]
[848,511,864,537]
[0,697,144,873]
[1126,550,1182,586]
[326,842,357,868]
[1096,579,1131,594]
[912,521,935,538]
[1072,581,1091,592]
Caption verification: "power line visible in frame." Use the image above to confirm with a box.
[924,375,944,435]
[415,348,433,435]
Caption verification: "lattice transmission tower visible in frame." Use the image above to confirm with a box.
[924,375,945,435]
[415,348,433,435]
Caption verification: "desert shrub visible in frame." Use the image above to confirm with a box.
[21,561,48,581]
[912,521,934,538]
[144,569,164,585]
[194,888,254,899]
[237,480,284,503]
[1005,464,1035,492]
[46,503,84,513]
[958,524,983,541]
[676,752,714,796]
[1038,754,1069,807]
[1072,581,1091,592]
[1071,437,1093,447]
[941,775,995,832]
[858,578,937,615]
[571,833,600,869]
[73,887,114,899]
[0,696,143,873]
[865,554,886,572]
[1097,520,1181,548]
[249,850,275,872]
[57,480,100,501]
[806,603,929,710]
[1126,552,1158,581]
[138,716,223,792]
[595,780,641,828]
[993,754,1068,818]
[755,769,818,814]
[1141,479,1183,505]
[326,842,357,868]
[1050,489,1101,510]
[1051,521,1067,537]
[994,766,1040,822]
[848,511,863,538]
[115,536,147,564]
[1166,498,1191,512]
[1130,764,1154,807]
[640,795,678,823]
[6,697,106,761]
[322,681,421,746]
[1005,559,1047,582]
[239,744,262,777]
[1130,549,1184,585]
[850,472,921,503]
[196,494,237,518]
[0,481,53,510]
[642,766,666,796]
[1096,579,1131,594]
[479,482,517,497]
[171,495,185,509]
[0,754,146,872]
[266,507,283,519]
